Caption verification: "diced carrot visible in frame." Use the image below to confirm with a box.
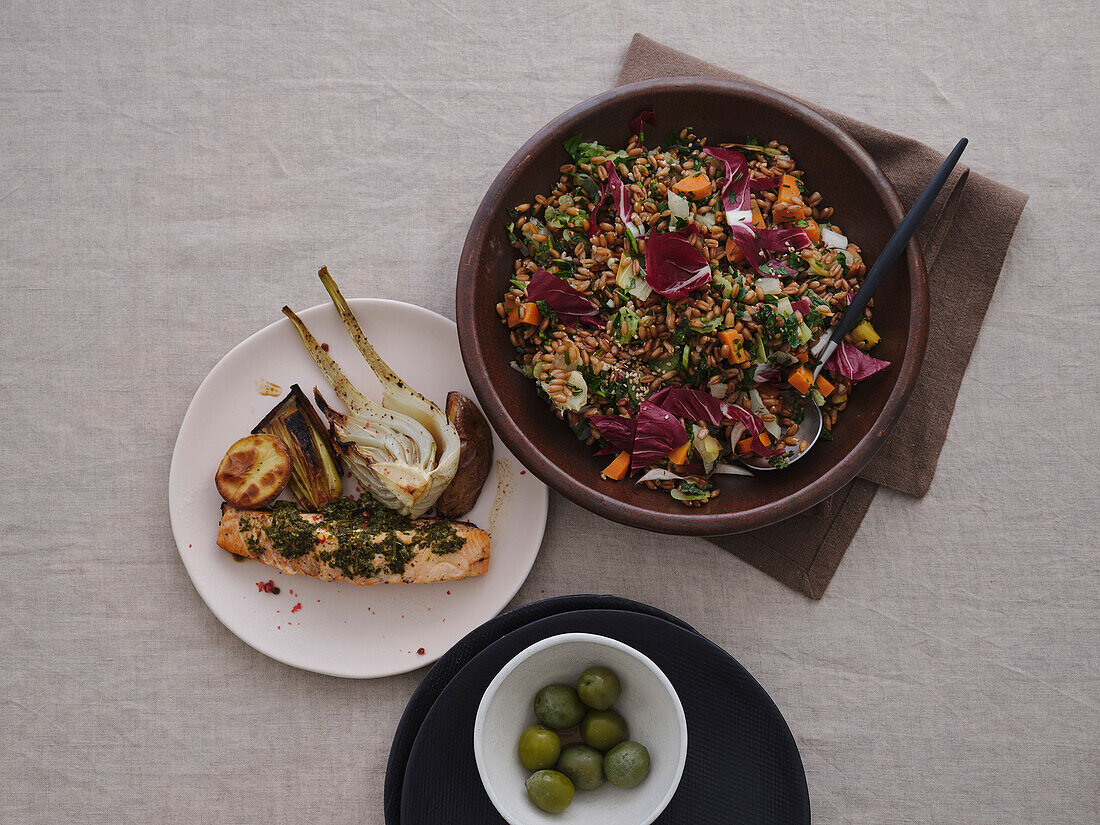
[815,375,835,397]
[717,329,748,364]
[672,173,712,199]
[751,203,766,229]
[600,451,630,481]
[776,174,808,220]
[736,431,771,455]
[507,301,541,328]
[788,366,814,395]
[795,349,809,364]
[801,217,821,244]
[519,302,541,325]
[667,441,690,465]
[725,237,745,263]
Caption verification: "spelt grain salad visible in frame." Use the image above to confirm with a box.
[496,112,892,507]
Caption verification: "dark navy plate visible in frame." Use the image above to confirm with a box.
[399,608,809,824]
[384,595,697,824]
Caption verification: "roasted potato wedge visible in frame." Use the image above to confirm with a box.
[435,392,493,518]
[215,434,292,509]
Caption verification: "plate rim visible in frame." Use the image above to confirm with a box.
[167,297,549,679]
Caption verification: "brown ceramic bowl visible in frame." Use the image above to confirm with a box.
[457,78,928,535]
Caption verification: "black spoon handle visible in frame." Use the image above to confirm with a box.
[830,137,968,344]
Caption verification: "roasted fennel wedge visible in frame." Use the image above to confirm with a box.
[282,268,461,517]
[253,384,344,510]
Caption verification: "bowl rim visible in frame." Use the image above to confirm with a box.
[473,631,688,825]
[457,76,929,535]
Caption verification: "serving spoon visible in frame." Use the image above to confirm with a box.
[739,138,968,471]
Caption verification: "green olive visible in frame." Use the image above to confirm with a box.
[580,708,628,751]
[534,683,586,731]
[525,769,575,814]
[603,741,651,788]
[576,666,622,710]
[556,744,604,791]
[517,725,561,771]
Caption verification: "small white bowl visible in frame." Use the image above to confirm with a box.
[474,633,687,825]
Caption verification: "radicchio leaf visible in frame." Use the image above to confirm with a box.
[588,178,608,238]
[648,386,727,428]
[630,401,688,472]
[758,258,797,278]
[790,297,812,317]
[727,224,813,273]
[642,229,712,299]
[749,174,782,192]
[758,227,813,252]
[629,109,656,140]
[702,147,752,222]
[588,413,636,456]
[753,362,783,384]
[526,268,600,327]
[635,467,707,485]
[827,339,891,381]
[726,404,785,457]
[648,387,782,457]
[603,161,641,236]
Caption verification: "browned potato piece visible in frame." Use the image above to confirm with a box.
[215,434,292,509]
[435,392,493,518]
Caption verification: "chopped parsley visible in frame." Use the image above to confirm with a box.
[780,314,803,348]
[563,134,614,164]
[534,300,558,327]
[674,479,711,501]
[661,128,696,152]
[756,304,779,337]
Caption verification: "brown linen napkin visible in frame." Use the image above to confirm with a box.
[618,35,1027,598]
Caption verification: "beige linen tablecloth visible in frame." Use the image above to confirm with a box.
[1,3,1096,824]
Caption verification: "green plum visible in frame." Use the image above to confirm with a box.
[576,666,622,711]
[556,744,604,791]
[603,741,650,788]
[534,683,586,731]
[525,769,574,813]
[517,725,561,771]
[580,708,628,751]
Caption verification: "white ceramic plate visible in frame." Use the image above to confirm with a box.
[168,299,548,678]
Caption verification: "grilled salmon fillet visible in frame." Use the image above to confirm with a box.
[217,503,490,585]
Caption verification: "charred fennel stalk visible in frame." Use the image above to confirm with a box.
[282,269,461,517]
